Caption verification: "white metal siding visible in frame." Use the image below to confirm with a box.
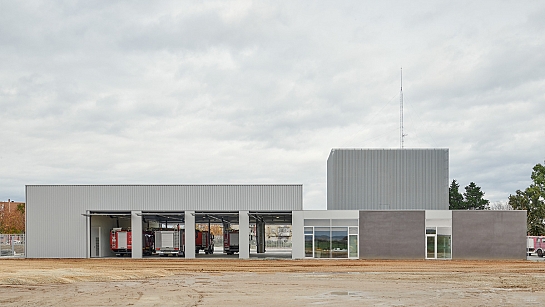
[26,186,89,258]
[27,184,302,211]
[26,184,302,258]
[327,149,449,210]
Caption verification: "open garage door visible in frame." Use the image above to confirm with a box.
[249,211,292,259]
[85,212,131,258]
[194,212,240,258]
[138,212,185,258]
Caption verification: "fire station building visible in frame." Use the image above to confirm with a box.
[25,148,527,260]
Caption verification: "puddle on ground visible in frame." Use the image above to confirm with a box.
[330,291,350,296]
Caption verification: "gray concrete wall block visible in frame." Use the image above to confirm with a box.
[359,211,425,259]
[452,211,527,259]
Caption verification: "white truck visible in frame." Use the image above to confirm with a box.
[154,230,184,257]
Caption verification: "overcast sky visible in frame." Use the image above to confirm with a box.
[1,1,544,209]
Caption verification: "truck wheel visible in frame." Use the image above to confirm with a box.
[538,250,543,257]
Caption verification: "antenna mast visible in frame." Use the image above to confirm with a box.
[400,67,406,148]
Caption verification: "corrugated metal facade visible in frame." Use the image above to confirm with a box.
[26,184,302,258]
[327,149,449,210]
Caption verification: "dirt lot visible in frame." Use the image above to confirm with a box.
[1,258,545,306]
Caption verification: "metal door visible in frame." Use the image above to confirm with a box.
[91,227,101,258]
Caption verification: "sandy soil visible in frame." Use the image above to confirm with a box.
[1,258,545,306]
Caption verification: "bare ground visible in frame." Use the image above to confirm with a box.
[1,258,545,306]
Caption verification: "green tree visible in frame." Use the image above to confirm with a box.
[509,162,545,235]
[463,182,490,210]
[449,180,465,209]
[531,162,545,196]
[449,180,489,210]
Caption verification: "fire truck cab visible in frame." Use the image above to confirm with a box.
[224,229,239,255]
[195,230,214,254]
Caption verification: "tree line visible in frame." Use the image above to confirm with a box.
[449,180,490,210]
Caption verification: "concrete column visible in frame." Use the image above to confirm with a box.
[239,211,250,259]
[257,220,266,253]
[292,210,304,259]
[185,211,196,259]
[86,210,90,258]
[131,211,143,259]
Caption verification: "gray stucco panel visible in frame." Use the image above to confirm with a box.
[452,211,527,259]
[359,211,425,259]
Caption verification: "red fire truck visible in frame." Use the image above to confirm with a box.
[528,236,545,257]
[195,230,214,254]
[224,229,239,255]
[142,231,154,256]
[110,228,154,256]
[110,228,132,257]
[154,229,214,256]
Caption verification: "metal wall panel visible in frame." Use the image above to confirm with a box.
[26,184,302,258]
[327,149,449,210]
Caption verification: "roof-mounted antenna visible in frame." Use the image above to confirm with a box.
[400,67,406,148]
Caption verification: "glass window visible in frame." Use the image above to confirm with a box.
[436,227,451,259]
[305,235,313,257]
[437,235,451,259]
[331,227,348,258]
[349,235,358,258]
[426,228,436,234]
[314,227,331,258]
[306,226,359,259]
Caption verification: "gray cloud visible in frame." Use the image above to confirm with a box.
[1,1,544,209]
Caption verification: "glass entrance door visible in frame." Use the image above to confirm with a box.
[426,235,436,259]
[437,235,451,259]
[426,227,452,259]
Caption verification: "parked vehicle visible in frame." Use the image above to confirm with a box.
[528,236,545,257]
[154,229,184,257]
[142,231,155,256]
[110,229,155,256]
[110,228,132,256]
[224,229,239,255]
[195,230,214,254]
[112,228,214,257]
